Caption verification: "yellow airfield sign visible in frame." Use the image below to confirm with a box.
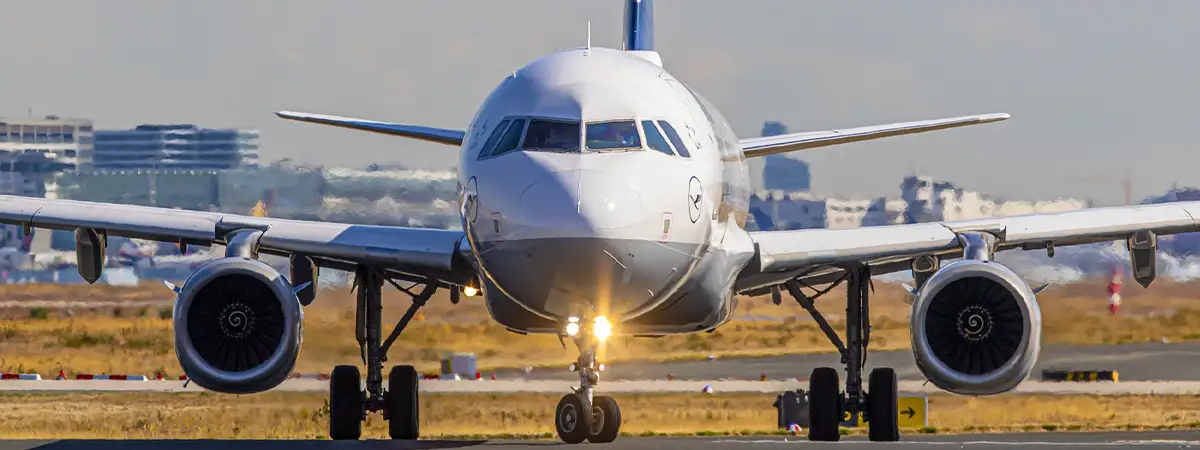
[841,395,928,429]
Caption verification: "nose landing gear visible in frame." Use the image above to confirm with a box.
[554,318,622,443]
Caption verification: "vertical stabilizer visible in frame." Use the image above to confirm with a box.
[623,0,654,51]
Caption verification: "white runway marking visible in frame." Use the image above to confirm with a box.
[1,379,1200,395]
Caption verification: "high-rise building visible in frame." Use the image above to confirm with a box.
[754,121,812,192]
[0,115,94,171]
[92,124,259,170]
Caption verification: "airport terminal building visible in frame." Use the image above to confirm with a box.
[0,115,94,173]
[92,124,259,170]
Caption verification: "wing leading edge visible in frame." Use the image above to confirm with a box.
[276,111,465,147]
[0,195,473,284]
[738,202,1200,293]
[739,113,1009,158]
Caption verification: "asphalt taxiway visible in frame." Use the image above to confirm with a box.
[2,431,1198,449]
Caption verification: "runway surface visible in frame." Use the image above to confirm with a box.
[3,431,1199,449]
[2,378,1198,395]
[2,342,1196,394]
[493,342,1200,382]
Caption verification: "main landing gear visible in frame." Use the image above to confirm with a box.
[783,265,900,442]
[554,317,622,443]
[330,266,436,440]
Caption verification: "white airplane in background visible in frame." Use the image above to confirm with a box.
[1,0,1188,443]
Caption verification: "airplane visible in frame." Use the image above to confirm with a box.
[0,0,1191,443]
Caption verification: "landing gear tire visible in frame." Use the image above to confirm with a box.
[868,367,900,442]
[556,394,591,444]
[329,365,363,440]
[587,395,621,443]
[808,367,842,442]
[387,365,420,440]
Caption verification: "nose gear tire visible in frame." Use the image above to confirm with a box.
[556,394,591,444]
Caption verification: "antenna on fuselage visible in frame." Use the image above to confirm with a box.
[585,21,592,55]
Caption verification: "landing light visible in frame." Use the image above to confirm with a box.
[593,316,612,341]
[463,286,479,297]
[565,321,581,337]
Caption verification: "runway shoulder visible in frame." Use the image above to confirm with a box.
[4,431,1199,449]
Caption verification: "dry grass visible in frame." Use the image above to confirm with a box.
[0,279,1199,376]
[0,392,1196,439]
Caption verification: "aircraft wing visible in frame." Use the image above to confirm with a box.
[736,202,1200,292]
[276,111,465,147]
[0,195,473,284]
[739,113,1010,158]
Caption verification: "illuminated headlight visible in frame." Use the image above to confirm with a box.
[593,316,612,341]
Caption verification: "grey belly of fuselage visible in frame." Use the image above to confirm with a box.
[478,237,746,336]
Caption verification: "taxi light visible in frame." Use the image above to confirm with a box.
[593,316,612,341]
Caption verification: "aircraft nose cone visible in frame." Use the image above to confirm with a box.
[517,170,643,237]
[479,236,698,317]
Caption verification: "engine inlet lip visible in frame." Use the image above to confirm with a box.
[909,259,1042,395]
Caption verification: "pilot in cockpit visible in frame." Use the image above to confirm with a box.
[588,121,641,149]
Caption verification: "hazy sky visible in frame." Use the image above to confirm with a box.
[4,0,1199,206]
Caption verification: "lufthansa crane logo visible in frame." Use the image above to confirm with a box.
[465,177,479,224]
[688,176,702,223]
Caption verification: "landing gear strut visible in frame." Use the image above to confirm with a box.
[330,266,436,440]
[555,318,622,443]
[784,265,899,442]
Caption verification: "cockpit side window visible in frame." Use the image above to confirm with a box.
[656,120,691,158]
[522,119,581,153]
[476,119,512,159]
[585,120,641,151]
[490,118,527,157]
[641,120,675,156]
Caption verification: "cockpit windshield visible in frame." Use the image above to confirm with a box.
[522,119,580,153]
[585,120,641,151]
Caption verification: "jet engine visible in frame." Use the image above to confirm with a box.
[172,257,303,394]
[909,259,1042,395]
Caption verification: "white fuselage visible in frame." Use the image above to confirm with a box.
[457,47,755,334]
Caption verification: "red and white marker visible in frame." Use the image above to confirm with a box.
[0,373,41,380]
[74,374,148,381]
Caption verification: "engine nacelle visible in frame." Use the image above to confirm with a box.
[910,259,1042,395]
[172,257,303,394]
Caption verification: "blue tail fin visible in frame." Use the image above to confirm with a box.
[623,0,654,51]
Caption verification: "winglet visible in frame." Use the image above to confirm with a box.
[275,111,465,147]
